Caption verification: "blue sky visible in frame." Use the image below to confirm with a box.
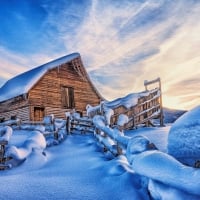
[0,0,199,110]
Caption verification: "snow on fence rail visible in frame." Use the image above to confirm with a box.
[0,116,69,170]
[93,115,130,155]
[92,111,200,198]
[65,78,163,134]
[86,78,163,130]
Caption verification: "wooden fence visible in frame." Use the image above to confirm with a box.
[85,77,164,131]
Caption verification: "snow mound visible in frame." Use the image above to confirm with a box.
[117,114,129,127]
[148,179,200,200]
[6,131,46,162]
[129,149,200,196]
[167,105,200,166]
[126,135,157,165]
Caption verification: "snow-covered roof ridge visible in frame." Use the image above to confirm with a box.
[0,52,80,102]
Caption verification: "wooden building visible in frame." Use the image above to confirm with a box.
[0,53,103,122]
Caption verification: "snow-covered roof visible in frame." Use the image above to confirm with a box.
[0,53,80,102]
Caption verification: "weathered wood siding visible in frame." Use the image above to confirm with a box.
[0,56,102,121]
[28,57,101,120]
[0,106,29,121]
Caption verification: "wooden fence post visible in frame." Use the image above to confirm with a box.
[144,77,164,127]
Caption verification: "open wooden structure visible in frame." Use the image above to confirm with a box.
[86,77,164,130]
[0,53,103,122]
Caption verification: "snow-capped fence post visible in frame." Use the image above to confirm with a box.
[65,109,94,133]
[65,112,71,134]
[54,128,59,140]
[0,126,13,169]
[93,115,130,156]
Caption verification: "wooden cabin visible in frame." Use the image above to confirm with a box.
[0,53,103,122]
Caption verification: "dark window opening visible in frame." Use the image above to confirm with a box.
[61,86,75,108]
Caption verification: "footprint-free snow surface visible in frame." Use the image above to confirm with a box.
[1,123,200,200]
[0,131,149,200]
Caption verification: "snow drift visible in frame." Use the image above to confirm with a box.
[5,131,46,166]
[168,105,200,166]
[126,135,200,198]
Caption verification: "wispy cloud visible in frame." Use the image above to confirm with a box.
[57,0,200,108]
[0,0,199,110]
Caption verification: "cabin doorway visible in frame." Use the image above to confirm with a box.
[34,107,45,121]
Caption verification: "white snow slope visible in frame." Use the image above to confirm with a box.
[0,112,200,200]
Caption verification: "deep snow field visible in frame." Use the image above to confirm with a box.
[0,110,200,200]
[0,126,170,200]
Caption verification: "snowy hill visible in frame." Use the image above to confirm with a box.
[163,107,187,124]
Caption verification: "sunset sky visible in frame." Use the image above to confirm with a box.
[0,0,199,110]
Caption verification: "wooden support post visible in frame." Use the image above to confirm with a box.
[54,129,59,140]
[159,79,164,127]
[116,142,123,155]
[66,116,71,134]
[144,77,164,126]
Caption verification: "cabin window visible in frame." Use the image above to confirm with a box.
[61,86,75,108]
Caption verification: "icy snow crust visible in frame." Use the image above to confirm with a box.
[0,53,79,102]
[168,105,200,166]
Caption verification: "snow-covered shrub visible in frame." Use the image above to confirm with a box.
[168,105,200,166]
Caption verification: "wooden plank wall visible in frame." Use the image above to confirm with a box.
[28,57,101,121]
[0,57,102,121]
[0,106,29,121]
